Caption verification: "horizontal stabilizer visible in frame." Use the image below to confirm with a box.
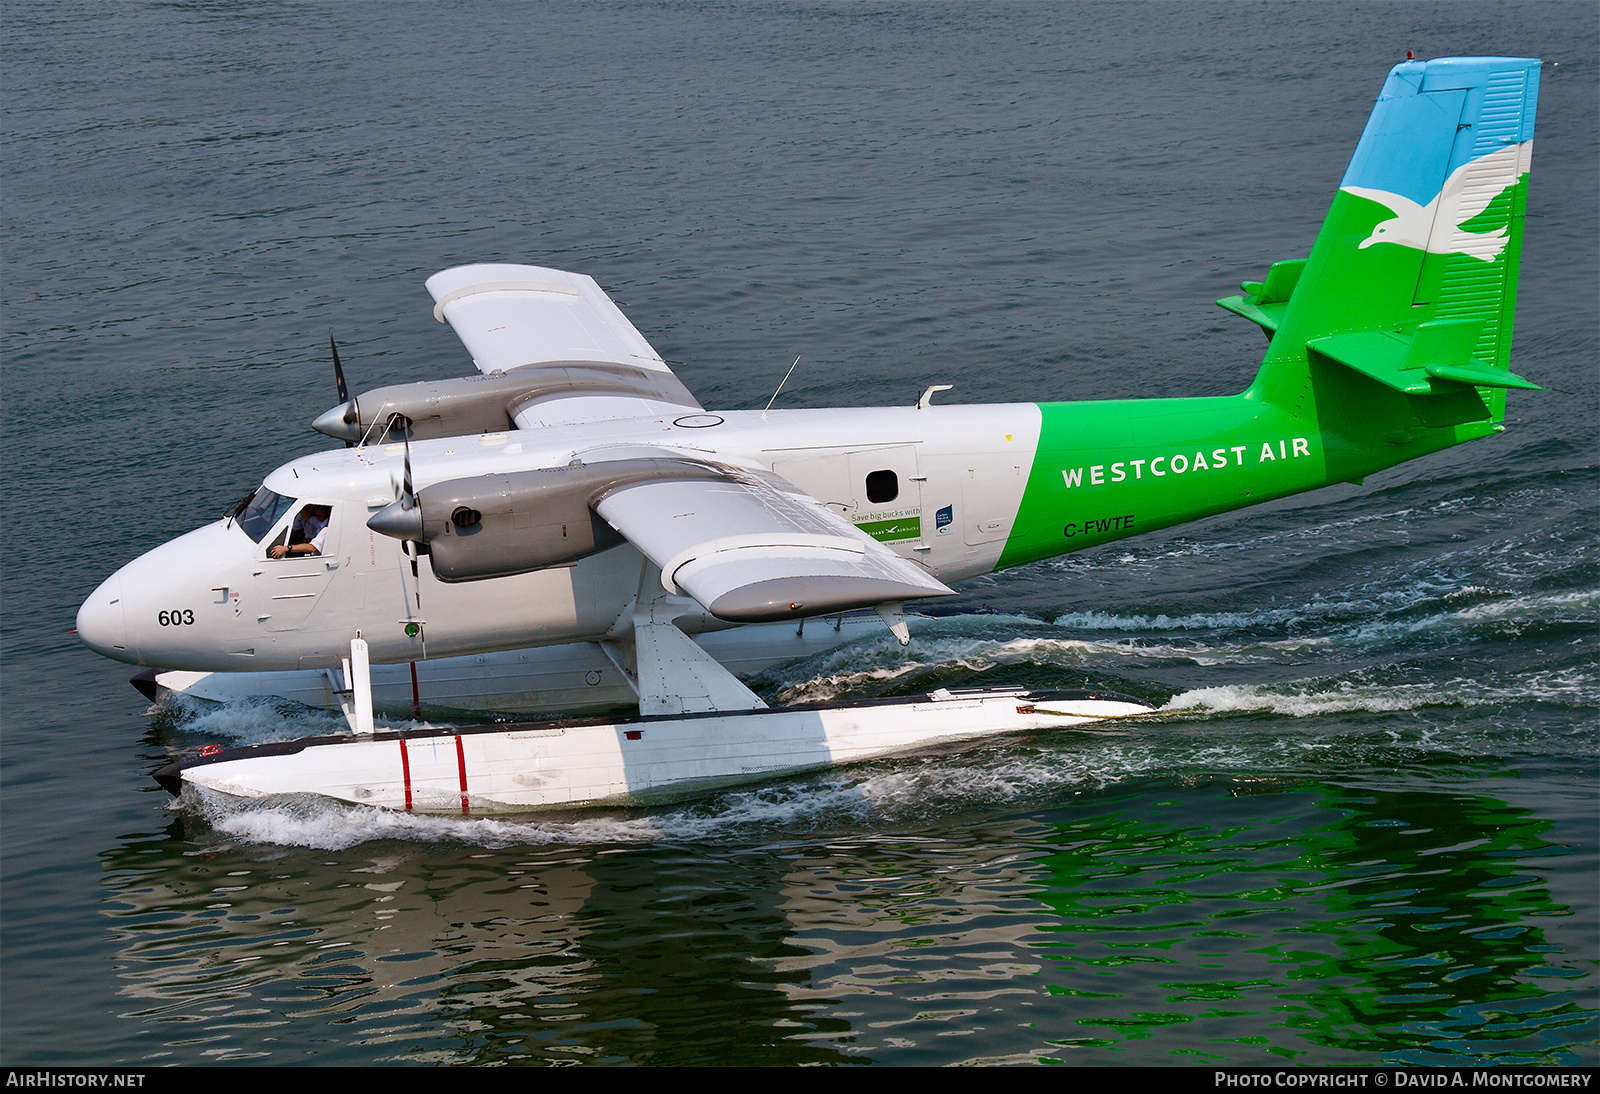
[1217,258,1306,335]
[1423,361,1541,390]
[1308,318,1539,396]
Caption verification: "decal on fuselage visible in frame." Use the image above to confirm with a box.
[1063,515,1134,539]
[1059,437,1313,489]
[854,507,922,543]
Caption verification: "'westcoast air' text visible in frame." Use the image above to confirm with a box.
[1061,438,1313,489]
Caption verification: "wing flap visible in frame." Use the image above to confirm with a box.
[593,466,954,622]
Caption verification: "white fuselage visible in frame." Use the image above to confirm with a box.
[78,403,1041,672]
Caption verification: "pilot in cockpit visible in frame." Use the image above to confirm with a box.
[268,504,332,559]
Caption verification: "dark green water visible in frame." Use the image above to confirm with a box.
[4,0,1595,1066]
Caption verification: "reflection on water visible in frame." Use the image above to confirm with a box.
[101,780,1593,1065]
[1027,785,1591,1064]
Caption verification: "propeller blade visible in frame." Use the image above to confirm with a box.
[329,332,349,404]
[392,433,425,648]
[327,333,357,447]
[402,432,414,504]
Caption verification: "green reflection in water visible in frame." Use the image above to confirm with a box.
[1028,781,1594,1064]
[93,778,1595,1066]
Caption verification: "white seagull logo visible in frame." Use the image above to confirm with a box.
[1343,140,1531,263]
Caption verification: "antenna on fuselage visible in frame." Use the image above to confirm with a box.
[762,356,802,417]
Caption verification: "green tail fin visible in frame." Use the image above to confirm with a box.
[1226,57,1542,446]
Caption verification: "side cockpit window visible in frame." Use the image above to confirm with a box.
[268,504,333,559]
[233,487,297,543]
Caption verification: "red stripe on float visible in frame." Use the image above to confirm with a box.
[455,735,469,815]
[399,738,413,812]
[409,661,421,719]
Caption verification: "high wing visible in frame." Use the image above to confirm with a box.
[591,462,955,622]
[425,263,702,427]
[369,265,957,624]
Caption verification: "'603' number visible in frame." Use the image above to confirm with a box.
[158,610,195,627]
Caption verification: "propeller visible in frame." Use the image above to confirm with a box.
[371,432,424,543]
[312,336,418,445]
[314,333,361,446]
[391,435,423,582]
[400,434,426,654]
[365,433,428,654]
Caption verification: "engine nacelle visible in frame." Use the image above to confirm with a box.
[367,458,729,582]
[312,362,702,444]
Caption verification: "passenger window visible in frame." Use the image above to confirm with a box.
[866,470,898,504]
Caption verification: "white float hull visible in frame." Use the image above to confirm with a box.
[158,687,1154,814]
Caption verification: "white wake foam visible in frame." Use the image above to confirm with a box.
[163,694,347,743]
[1160,669,1597,719]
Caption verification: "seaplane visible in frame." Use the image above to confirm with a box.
[78,55,1544,814]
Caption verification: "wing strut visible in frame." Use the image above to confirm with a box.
[602,562,768,717]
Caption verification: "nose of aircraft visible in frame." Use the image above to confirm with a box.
[76,573,130,661]
[78,520,246,669]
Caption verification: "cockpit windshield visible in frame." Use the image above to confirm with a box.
[232,486,297,543]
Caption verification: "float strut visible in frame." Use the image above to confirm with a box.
[343,632,376,734]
